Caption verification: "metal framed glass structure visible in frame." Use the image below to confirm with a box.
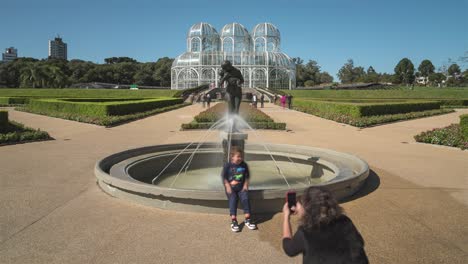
[172,22,296,90]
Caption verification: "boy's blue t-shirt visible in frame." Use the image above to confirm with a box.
[222,161,250,185]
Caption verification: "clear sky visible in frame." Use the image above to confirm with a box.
[1,0,467,78]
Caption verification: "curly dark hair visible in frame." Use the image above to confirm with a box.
[300,187,344,232]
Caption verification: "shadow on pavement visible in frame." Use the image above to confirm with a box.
[341,169,381,204]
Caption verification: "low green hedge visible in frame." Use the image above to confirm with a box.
[0,121,51,145]
[183,102,285,130]
[414,124,467,150]
[61,98,145,103]
[294,99,441,118]
[439,99,468,108]
[460,114,468,140]
[294,103,453,127]
[27,97,183,117]
[18,103,190,127]
[0,97,30,105]
[0,110,8,127]
[181,121,286,130]
[194,103,274,123]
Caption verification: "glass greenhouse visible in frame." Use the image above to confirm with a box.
[171,22,296,90]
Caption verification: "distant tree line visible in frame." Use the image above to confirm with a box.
[0,57,173,88]
[335,58,466,87]
[1,55,466,88]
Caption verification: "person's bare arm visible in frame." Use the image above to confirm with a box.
[282,203,292,238]
[242,179,249,191]
[224,179,232,194]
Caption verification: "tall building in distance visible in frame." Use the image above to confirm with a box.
[48,36,67,60]
[2,47,18,63]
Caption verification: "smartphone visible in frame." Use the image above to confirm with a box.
[286,191,296,212]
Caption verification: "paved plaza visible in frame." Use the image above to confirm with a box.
[1,104,467,263]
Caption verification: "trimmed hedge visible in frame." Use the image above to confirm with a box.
[460,114,468,140]
[18,103,190,127]
[0,97,29,105]
[281,88,468,100]
[414,124,468,150]
[439,99,468,108]
[0,110,8,127]
[294,99,441,118]
[293,103,453,127]
[194,103,274,123]
[27,97,183,117]
[181,121,286,130]
[0,121,51,145]
[0,88,178,99]
[183,102,286,130]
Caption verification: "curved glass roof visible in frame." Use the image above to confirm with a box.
[252,23,281,38]
[221,23,250,37]
[187,22,219,38]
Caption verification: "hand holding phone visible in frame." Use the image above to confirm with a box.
[286,191,296,212]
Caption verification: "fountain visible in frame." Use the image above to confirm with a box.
[95,60,368,213]
[95,114,369,214]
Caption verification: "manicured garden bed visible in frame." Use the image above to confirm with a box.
[26,97,183,117]
[280,87,468,100]
[0,88,178,99]
[182,103,286,130]
[414,124,468,150]
[18,102,190,127]
[0,111,51,145]
[294,102,454,127]
[294,99,441,118]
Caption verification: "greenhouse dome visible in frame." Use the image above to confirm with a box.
[172,22,296,90]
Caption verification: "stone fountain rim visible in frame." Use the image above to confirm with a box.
[95,142,369,201]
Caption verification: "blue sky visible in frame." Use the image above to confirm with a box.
[1,0,467,78]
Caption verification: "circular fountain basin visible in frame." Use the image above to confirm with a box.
[95,143,369,213]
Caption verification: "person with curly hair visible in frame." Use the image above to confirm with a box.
[282,187,368,264]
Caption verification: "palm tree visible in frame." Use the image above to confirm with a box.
[20,62,43,88]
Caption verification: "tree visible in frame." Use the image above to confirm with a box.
[337,59,365,83]
[448,63,461,77]
[337,59,354,83]
[104,57,138,64]
[428,73,446,86]
[292,57,303,65]
[319,72,333,83]
[379,73,394,83]
[20,62,45,88]
[153,57,174,87]
[304,80,315,87]
[302,60,321,85]
[68,60,95,83]
[418,60,435,79]
[394,58,415,85]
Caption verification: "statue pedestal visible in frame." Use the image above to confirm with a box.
[220,131,248,163]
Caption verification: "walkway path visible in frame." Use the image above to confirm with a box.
[0,104,467,263]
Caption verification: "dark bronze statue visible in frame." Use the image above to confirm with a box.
[219,60,243,115]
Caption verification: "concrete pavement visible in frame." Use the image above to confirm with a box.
[0,103,467,263]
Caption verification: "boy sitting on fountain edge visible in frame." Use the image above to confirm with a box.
[221,147,257,232]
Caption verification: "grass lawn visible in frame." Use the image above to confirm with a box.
[0,88,178,99]
[280,87,468,100]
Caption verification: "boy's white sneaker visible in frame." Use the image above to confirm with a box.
[245,218,257,230]
[231,220,240,232]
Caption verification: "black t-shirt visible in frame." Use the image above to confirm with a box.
[221,161,250,185]
[282,215,368,264]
